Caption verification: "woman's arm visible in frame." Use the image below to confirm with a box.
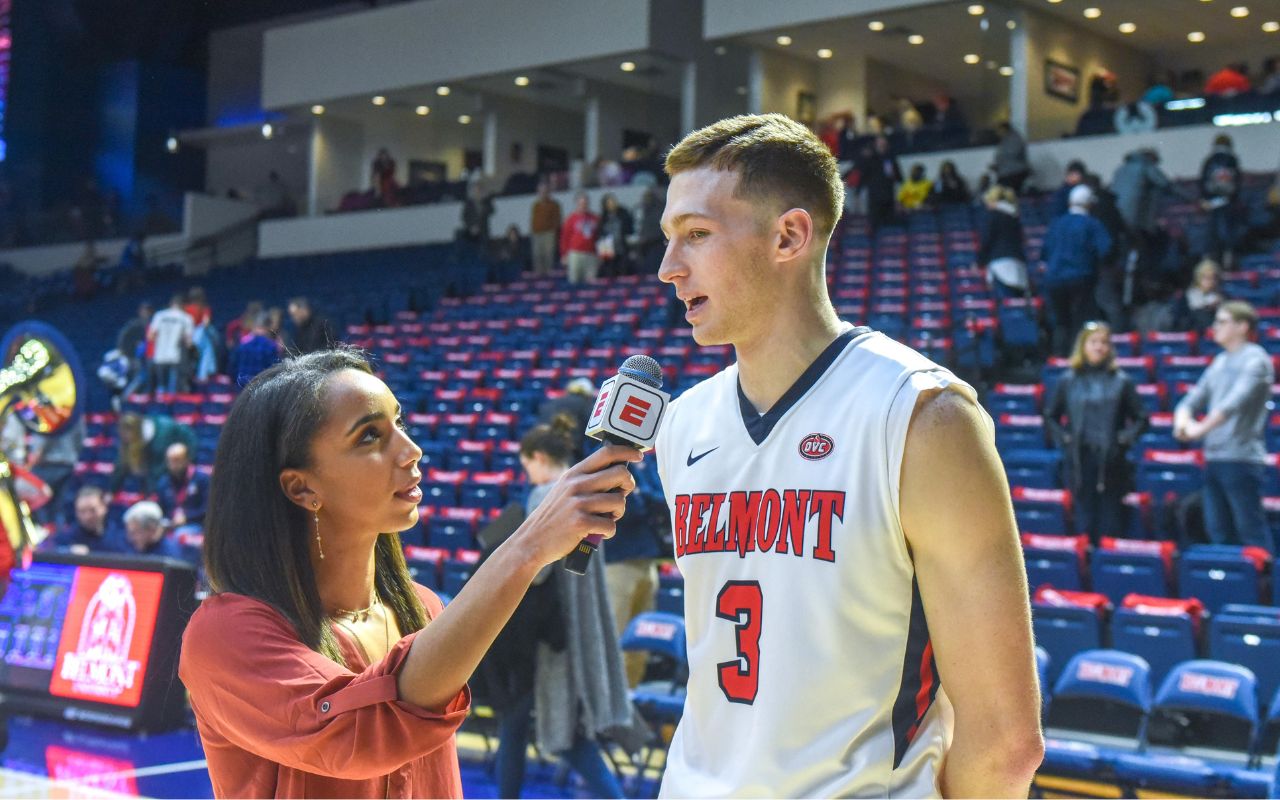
[395,444,641,710]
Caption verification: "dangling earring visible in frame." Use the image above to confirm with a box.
[313,501,324,559]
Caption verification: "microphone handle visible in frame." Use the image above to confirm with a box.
[563,433,640,575]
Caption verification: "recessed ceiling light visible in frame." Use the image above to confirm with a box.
[868,20,885,31]
[817,48,833,58]
[261,123,274,139]
[714,45,727,55]
[1231,6,1249,17]
[968,4,985,14]
[371,95,386,106]
[1264,20,1280,31]
[458,114,471,124]
[1047,0,1062,4]
[1007,19,1017,29]
[964,53,981,64]
[999,65,1015,76]
[1188,30,1206,41]
[436,86,451,96]
[165,136,178,153]
[1119,22,1137,33]
[415,105,429,116]
[1083,7,1101,19]
[908,34,924,44]
[776,35,793,46]
[514,76,530,87]
[311,104,325,115]
[620,61,636,72]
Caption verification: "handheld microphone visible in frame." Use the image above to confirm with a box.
[563,354,669,575]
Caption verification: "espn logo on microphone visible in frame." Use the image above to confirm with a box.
[585,375,670,451]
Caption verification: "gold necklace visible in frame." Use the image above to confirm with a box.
[331,601,391,664]
[330,595,380,623]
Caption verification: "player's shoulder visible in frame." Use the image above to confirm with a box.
[846,329,944,374]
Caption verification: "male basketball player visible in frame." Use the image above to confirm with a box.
[653,114,1044,797]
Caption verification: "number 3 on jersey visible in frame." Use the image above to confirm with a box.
[715,581,762,704]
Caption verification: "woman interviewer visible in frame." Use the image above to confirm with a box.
[178,350,640,798]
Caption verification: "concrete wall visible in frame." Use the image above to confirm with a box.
[704,0,935,39]
[759,50,819,120]
[1021,8,1154,141]
[310,117,366,216]
[259,184,651,258]
[816,55,867,124]
[262,0,651,109]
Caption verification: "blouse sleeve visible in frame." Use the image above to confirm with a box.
[179,594,469,780]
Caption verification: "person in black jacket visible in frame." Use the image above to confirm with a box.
[858,135,901,235]
[1199,134,1242,268]
[286,297,335,354]
[1044,321,1149,542]
[975,185,1028,298]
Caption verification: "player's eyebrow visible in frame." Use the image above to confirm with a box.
[661,211,712,236]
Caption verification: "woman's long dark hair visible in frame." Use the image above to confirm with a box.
[204,348,427,666]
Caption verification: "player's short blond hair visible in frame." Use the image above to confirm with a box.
[664,113,844,241]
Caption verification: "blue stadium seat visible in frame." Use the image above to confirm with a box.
[1013,488,1072,535]
[1024,546,1085,593]
[1032,604,1104,685]
[1209,605,1280,712]
[1179,546,1267,612]
[1110,607,1198,689]
[620,612,689,777]
[1091,549,1171,606]
[1046,649,1151,739]
[1003,449,1063,490]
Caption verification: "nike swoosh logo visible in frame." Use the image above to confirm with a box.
[687,447,719,467]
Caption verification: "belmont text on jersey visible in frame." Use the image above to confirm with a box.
[672,489,844,562]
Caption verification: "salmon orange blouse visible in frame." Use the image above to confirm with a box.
[179,585,470,799]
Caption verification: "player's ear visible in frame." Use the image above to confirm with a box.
[775,208,814,264]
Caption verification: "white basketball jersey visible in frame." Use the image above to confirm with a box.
[656,326,978,798]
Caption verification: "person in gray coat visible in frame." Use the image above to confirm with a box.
[493,414,636,798]
[1110,148,1184,236]
[992,122,1031,193]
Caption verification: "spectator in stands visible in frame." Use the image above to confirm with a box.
[371,148,398,207]
[859,136,901,235]
[1084,173,1131,331]
[598,193,634,277]
[932,92,967,137]
[266,307,287,344]
[118,301,154,395]
[560,192,600,285]
[529,182,561,276]
[71,241,105,299]
[287,297,335,354]
[933,161,970,205]
[897,164,932,211]
[148,294,194,396]
[111,412,197,496]
[225,300,262,352]
[1204,62,1252,97]
[461,183,495,256]
[538,377,596,459]
[1141,72,1176,107]
[233,313,283,388]
[122,500,186,560]
[635,186,665,273]
[186,287,218,384]
[993,122,1031,193]
[494,415,630,799]
[1173,259,1224,332]
[42,485,126,555]
[1051,161,1088,219]
[1044,322,1149,542]
[27,417,84,525]
[1110,148,1182,259]
[897,99,924,148]
[604,487,664,687]
[116,232,148,293]
[1200,134,1243,269]
[976,185,1028,299]
[257,172,296,220]
[1175,301,1275,553]
[156,441,210,535]
[1113,101,1158,136]
[1259,57,1280,95]
[492,225,526,284]
[1087,70,1119,110]
[1041,185,1112,356]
